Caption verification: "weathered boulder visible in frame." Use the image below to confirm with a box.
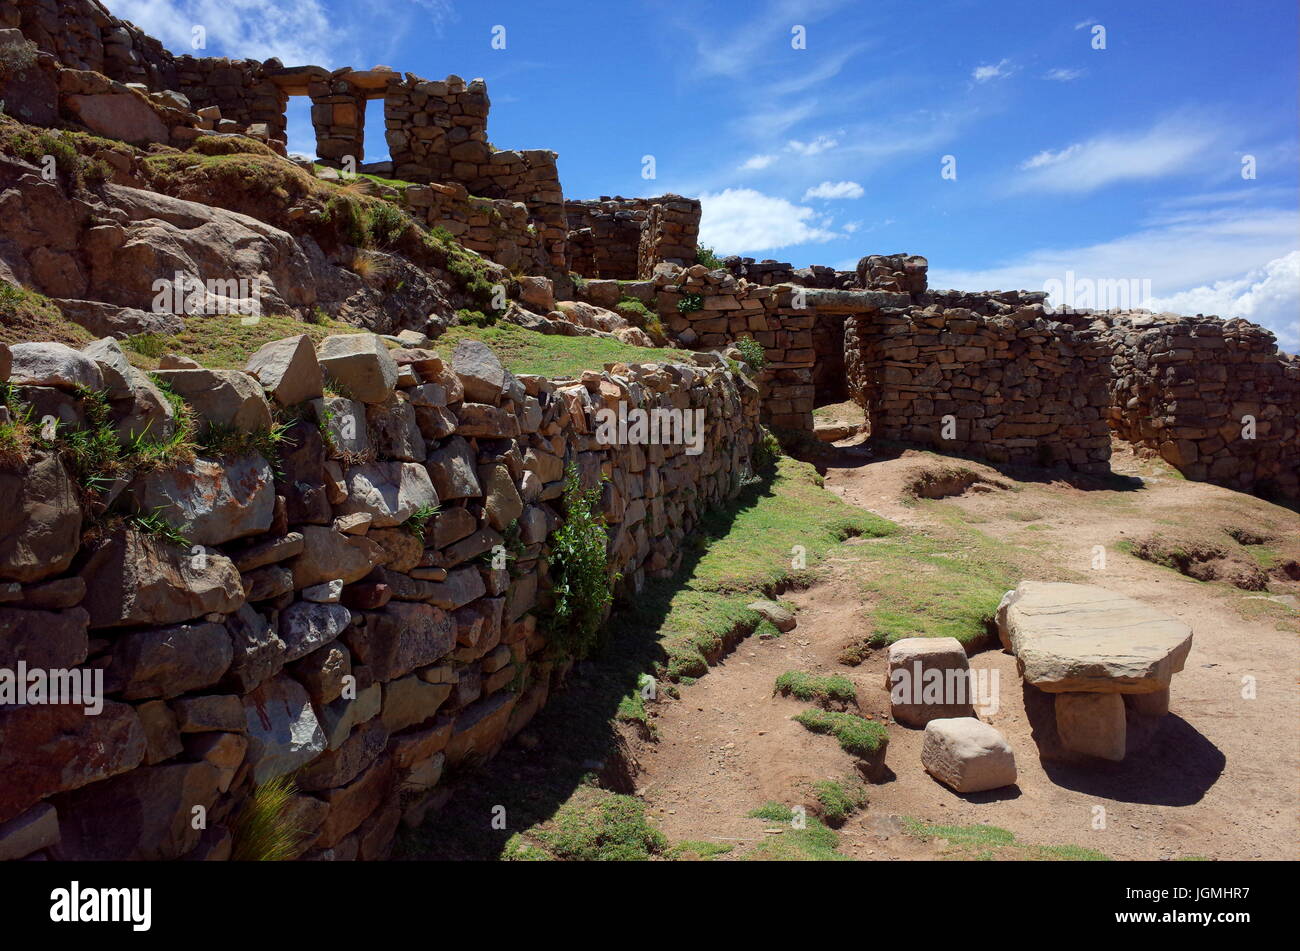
[318,333,398,403]
[747,599,796,632]
[380,675,453,732]
[921,717,1017,793]
[0,452,81,583]
[104,621,233,699]
[367,396,426,461]
[244,334,322,406]
[426,435,481,499]
[0,700,146,824]
[451,338,507,403]
[997,581,1192,693]
[478,463,522,531]
[289,525,384,589]
[65,91,168,146]
[337,461,437,528]
[886,636,975,726]
[310,395,371,456]
[131,453,276,546]
[150,367,273,433]
[6,341,103,390]
[0,802,60,862]
[349,601,454,681]
[80,337,133,398]
[0,606,89,670]
[50,760,222,860]
[79,529,244,629]
[242,675,327,782]
[223,601,287,694]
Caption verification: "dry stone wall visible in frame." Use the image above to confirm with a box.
[1099,313,1299,498]
[565,195,701,280]
[845,289,1113,473]
[0,333,760,861]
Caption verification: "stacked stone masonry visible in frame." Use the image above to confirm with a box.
[0,332,761,860]
[564,195,702,280]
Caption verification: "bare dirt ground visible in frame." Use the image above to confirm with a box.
[635,437,1300,860]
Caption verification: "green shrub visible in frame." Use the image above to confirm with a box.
[677,292,703,314]
[734,336,767,371]
[752,425,782,470]
[366,200,408,249]
[455,308,495,328]
[534,792,666,861]
[545,464,619,659]
[696,246,725,270]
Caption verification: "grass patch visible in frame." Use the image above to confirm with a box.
[742,803,850,861]
[794,708,888,757]
[902,818,1109,861]
[118,311,363,371]
[504,788,666,861]
[434,322,668,378]
[666,840,734,860]
[774,670,857,707]
[0,282,93,347]
[623,456,895,681]
[856,522,1020,650]
[812,778,869,826]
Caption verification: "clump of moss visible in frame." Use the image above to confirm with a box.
[812,778,868,826]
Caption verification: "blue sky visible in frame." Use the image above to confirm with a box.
[114,0,1299,349]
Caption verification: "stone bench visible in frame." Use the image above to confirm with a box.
[997,581,1193,761]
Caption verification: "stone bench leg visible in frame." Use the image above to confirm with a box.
[1055,692,1126,761]
[1124,686,1170,718]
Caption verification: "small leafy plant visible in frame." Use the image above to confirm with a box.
[546,464,618,659]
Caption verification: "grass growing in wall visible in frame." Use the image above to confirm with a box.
[696,246,725,270]
[119,311,363,372]
[230,776,308,861]
[403,503,440,544]
[734,336,767,371]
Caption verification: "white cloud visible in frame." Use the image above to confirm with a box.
[1074,18,1098,30]
[971,58,1013,83]
[788,135,838,156]
[929,205,1300,348]
[803,180,864,200]
[1148,251,1300,352]
[740,154,778,171]
[1019,144,1083,170]
[111,0,452,66]
[1044,67,1085,81]
[1012,118,1215,193]
[699,188,843,254]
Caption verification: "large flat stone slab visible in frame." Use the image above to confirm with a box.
[998,581,1191,694]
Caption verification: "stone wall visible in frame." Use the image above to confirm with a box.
[650,264,907,430]
[404,182,546,276]
[845,289,1113,473]
[565,195,702,280]
[1099,312,1299,498]
[0,332,760,860]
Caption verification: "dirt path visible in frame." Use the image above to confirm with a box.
[636,442,1300,860]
